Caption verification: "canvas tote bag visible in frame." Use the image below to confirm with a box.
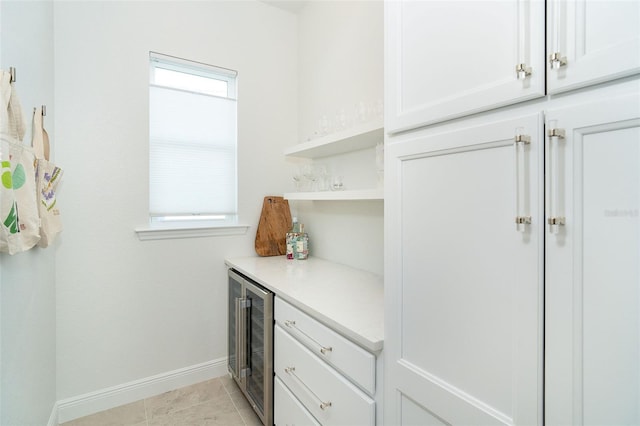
[0,69,41,254]
[32,106,63,247]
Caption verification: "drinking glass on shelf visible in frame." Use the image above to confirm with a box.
[376,99,384,119]
[335,108,348,131]
[292,167,303,192]
[302,164,318,192]
[355,101,367,123]
[331,175,344,191]
[316,165,329,191]
[319,115,330,135]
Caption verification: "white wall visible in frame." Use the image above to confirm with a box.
[0,1,57,425]
[292,0,384,275]
[54,0,297,402]
[297,0,383,142]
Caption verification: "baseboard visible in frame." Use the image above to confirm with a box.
[47,401,59,426]
[56,357,228,424]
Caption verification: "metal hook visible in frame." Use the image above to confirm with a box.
[42,105,47,116]
[9,67,16,83]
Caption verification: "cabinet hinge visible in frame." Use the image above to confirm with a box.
[516,63,532,79]
[547,128,566,139]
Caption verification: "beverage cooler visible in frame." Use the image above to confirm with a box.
[228,268,274,426]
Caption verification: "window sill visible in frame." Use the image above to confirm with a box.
[135,223,250,241]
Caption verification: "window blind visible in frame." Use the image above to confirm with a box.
[149,83,237,219]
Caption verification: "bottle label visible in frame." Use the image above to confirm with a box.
[295,234,308,260]
[286,232,296,259]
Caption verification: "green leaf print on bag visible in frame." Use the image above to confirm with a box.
[1,160,12,189]
[11,164,26,189]
[1,161,25,190]
[1,161,28,234]
[3,202,19,234]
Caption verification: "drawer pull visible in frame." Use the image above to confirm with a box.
[284,319,333,356]
[284,366,333,410]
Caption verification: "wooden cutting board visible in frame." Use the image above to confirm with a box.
[255,196,292,257]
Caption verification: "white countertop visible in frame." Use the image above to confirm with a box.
[225,255,384,353]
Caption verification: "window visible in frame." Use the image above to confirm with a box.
[148,52,238,228]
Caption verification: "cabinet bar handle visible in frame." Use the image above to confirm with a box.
[547,217,565,226]
[516,63,532,79]
[549,52,567,69]
[547,126,566,233]
[514,132,531,232]
[235,297,245,380]
[283,320,333,355]
[284,366,332,410]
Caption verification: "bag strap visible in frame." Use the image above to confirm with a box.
[8,79,26,141]
[32,106,48,160]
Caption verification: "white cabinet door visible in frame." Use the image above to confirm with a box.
[384,114,544,425]
[385,0,545,134]
[547,0,640,93]
[545,92,640,425]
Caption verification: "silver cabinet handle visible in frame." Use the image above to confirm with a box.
[284,366,332,410]
[284,320,333,355]
[549,0,568,70]
[547,126,566,233]
[549,52,567,69]
[516,63,532,80]
[235,297,245,379]
[514,132,532,231]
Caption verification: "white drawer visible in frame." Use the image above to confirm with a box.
[275,297,376,395]
[275,325,375,426]
[275,377,320,426]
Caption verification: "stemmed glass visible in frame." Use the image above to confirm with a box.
[302,164,318,192]
[292,167,303,192]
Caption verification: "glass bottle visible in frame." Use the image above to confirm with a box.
[295,223,309,260]
[286,217,300,259]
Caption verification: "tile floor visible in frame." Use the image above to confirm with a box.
[61,375,262,426]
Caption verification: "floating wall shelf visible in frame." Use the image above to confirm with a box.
[284,189,383,201]
[284,119,384,159]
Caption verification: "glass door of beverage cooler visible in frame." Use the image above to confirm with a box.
[228,269,274,426]
[245,280,273,426]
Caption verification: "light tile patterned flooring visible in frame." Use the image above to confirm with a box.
[61,375,262,426]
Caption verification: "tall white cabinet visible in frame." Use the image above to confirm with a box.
[385,115,545,425]
[384,1,640,425]
[544,94,640,425]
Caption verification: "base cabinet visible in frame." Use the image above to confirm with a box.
[274,297,378,426]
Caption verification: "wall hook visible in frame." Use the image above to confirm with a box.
[9,67,16,83]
